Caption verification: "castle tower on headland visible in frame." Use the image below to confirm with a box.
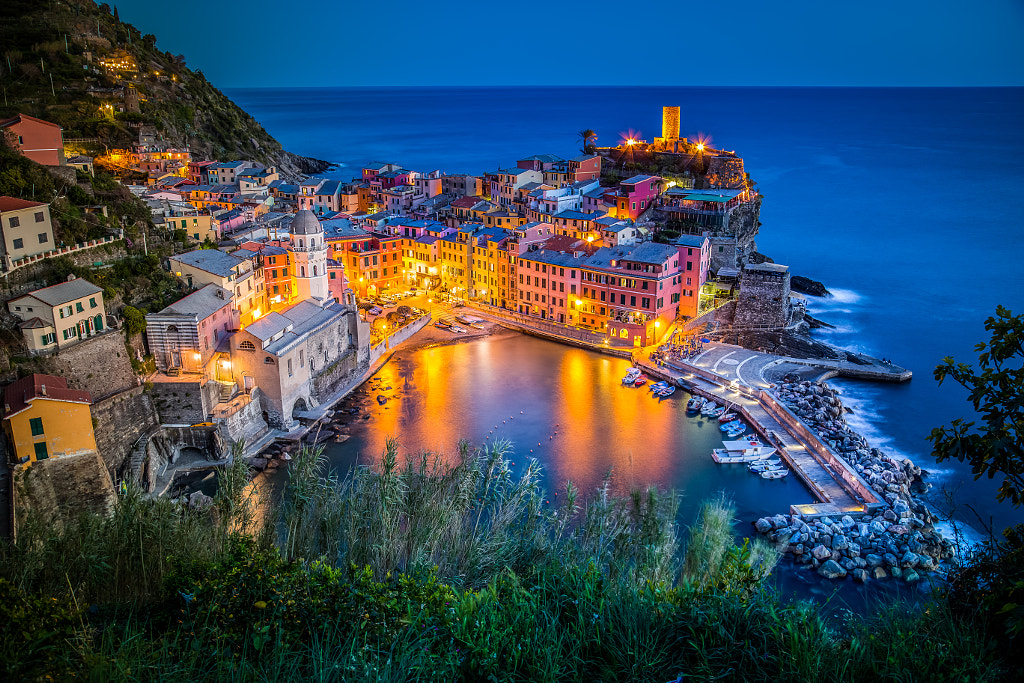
[290,209,329,302]
[662,106,680,140]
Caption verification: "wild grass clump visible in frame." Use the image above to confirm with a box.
[278,438,681,589]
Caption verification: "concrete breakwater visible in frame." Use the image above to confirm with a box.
[755,378,955,583]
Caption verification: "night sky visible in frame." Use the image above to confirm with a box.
[110,0,1024,88]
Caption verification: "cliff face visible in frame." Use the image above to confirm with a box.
[0,0,327,177]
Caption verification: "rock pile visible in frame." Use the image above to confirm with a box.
[754,379,955,582]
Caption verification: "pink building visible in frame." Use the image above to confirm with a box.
[0,114,64,166]
[673,235,711,319]
[607,175,663,221]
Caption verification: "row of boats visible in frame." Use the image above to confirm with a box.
[622,367,676,397]
[620,367,789,479]
[687,396,748,438]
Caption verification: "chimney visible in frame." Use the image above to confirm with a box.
[40,384,46,396]
[67,274,76,281]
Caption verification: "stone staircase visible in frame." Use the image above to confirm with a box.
[218,381,237,403]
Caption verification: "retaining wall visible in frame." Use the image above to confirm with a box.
[92,385,160,479]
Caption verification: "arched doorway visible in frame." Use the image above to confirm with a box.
[291,397,309,422]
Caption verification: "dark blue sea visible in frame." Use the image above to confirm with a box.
[227,86,1024,538]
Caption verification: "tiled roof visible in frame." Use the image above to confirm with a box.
[16,277,102,307]
[0,196,47,212]
[154,284,232,320]
[3,373,92,419]
[171,249,246,278]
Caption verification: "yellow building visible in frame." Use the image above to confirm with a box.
[168,248,267,328]
[3,373,97,468]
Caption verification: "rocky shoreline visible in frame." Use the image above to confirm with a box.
[754,378,955,583]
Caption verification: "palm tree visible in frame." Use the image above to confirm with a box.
[578,129,597,154]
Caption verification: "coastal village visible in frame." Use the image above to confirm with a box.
[0,102,947,585]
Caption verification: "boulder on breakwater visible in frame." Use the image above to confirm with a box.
[755,378,954,582]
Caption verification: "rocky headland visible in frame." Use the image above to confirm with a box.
[755,378,954,582]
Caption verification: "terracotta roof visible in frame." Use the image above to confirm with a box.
[3,373,92,419]
[0,196,48,212]
[0,113,62,130]
[17,317,51,330]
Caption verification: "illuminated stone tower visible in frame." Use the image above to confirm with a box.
[662,106,680,140]
[290,209,329,301]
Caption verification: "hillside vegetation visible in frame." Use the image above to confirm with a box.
[0,0,325,173]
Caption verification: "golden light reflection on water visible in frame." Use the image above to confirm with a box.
[325,336,811,517]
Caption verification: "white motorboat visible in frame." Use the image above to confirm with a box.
[760,468,790,479]
[711,440,777,464]
[622,367,642,384]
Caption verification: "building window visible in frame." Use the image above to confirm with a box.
[287,358,293,376]
[30,417,44,436]
[9,216,19,228]
[76,302,84,312]
[38,233,48,244]
[264,356,275,364]
[34,211,44,222]
[239,340,256,351]
[12,238,23,249]
[34,442,49,461]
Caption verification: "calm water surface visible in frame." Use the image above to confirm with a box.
[322,333,813,526]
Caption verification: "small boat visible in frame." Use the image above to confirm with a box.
[434,320,452,330]
[633,374,648,386]
[377,395,388,405]
[709,406,727,419]
[748,459,782,473]
[718,412,737,423]
[760,469,790,480]
[650,381,670,392]
[719,419,743,432]
[686,396,705,413]
[622,367,641,384]
[700,401,719,416]
[724,424,747,437]
[656,385,676,398]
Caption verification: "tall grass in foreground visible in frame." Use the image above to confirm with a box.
[0,439,1007,681]
[279,437,687,588]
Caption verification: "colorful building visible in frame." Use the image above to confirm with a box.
[145,284,234,373]
[8,277,106,354]
[3,374,97,468]
[0,113,64,166]
[0,196,57,270]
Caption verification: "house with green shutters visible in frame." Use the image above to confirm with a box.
[7,276,107,355]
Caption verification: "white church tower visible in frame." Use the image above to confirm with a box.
[290,209,329,302]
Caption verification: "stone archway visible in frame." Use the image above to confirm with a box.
[291,397,309,422]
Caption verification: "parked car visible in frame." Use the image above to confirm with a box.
[368,306,383,316]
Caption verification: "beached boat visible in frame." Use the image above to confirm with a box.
[434,320,452,330]
[455,315,486,329]
[700,401,719,416]
[760,468,790,480]
[711,440,777,464]
[718,412,737,423]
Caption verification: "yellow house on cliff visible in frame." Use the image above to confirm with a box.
[2,373,97,468]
